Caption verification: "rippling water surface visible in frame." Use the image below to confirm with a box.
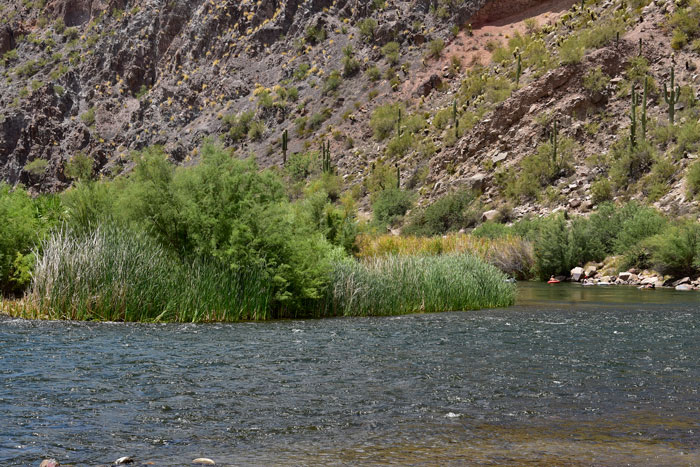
[1,283,699,465]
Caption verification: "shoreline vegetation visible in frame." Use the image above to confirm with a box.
[0,143,514,322]
[3,142,700,323]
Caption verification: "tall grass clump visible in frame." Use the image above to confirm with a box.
[356,233,534,279]
[29,226,272,322]
[324,254,515,317]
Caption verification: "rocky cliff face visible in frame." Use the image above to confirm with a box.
[0,0,494,191]
[2,0,699,220]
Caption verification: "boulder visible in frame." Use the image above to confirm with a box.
[618,271,631,281]
[0,25,13,55]
[675,284,693,291]
[481,209,500,222]
[640,276,657,285]
[584,264,597,277]
[40,460,59,467]
[193,459,216,465]
[672,277,690,287]
[115,457,134,465]
[466,173,487,192]
[570,267,585,282]
[416,74,442,97]
[492,151,508,164]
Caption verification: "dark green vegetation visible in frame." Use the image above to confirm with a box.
[408,198,700,281]
[1,144,514,321]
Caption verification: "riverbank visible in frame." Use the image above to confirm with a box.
[567,265,700,291]
[1,251,515,322]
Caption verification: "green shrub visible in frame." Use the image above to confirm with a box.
[293,63,310,81]
[80,107,96,126]
[426,38,445,59]
[365,161,399,195]
[0,184,62,294]
[669,0,700,50]
[403,190,480,236]
[385,133,414,157]
[370,102,403,140]
[305,25,326,44]
[614,205,667,255]
[687,160,700,198]
[372,188,415,228]
[533,213,572,279]
[341,46,361,77]
[591,178,613,204]
[24,158,49,176]
[381,41,400,65]
[308,108,331,130]
[256,89,275,109]
[64,152,94,181]
[62,180,115,233]
[223,110,256,142]
[323,70,342,95]
[472,222,510,239]
[115,143,339,312]
[643,221,700,277]
[508,135,575,200]
[609,140,655,188]
[366,65,381,82]
[559,36,584,64]
[583,66,610,93]
[285,151,318,182]
[358,18,377,42]
[674,118,700,156]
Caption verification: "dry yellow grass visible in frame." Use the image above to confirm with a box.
[356,233,535,279]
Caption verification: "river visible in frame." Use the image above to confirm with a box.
[1,283,698,465]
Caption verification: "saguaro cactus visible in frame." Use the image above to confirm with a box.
[514,47,522,88]
[453,98,459,138]
[550,121,559,172]
[321,140,332,173]
[397,107,402,138]
[632,90,638,147]
[395,163,400,189]
[663,66,680,125]
[281,129,288,165]
[641,76,648,141]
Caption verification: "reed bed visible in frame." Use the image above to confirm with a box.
[321,254,516,317]
[356,234,535,279]
[8,228,517,322]
[24,226,271,322]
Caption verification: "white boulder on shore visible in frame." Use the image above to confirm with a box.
[571,267,585,282]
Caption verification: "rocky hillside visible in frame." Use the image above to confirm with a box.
[1,0,700,221]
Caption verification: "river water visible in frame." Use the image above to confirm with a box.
[1,283,698,466]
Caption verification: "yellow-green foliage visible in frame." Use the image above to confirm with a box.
[356,233,534,280]
[669,0,700,50]
[24,158,49,176]
[370,102,403,140]
[558,15,626,64]
[499,135,576,200]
